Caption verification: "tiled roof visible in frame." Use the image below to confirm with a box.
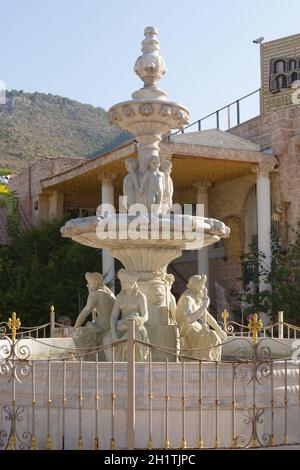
[0,207,31,245]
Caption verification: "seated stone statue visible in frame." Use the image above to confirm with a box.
[72,272,115,360]
[176,275,227,361]
[103,269,149,362]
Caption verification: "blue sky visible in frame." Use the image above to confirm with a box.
[1,0,299,123]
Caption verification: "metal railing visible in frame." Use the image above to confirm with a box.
[0,319,300,450]
[220,311,300,340]
[1,308,299,341]
[0,306,71,339]
[166,88,260,137]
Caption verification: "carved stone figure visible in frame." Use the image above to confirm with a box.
[176,275,227,361]
[148,284,165,306]
[71,272,115,360]
[103,269,149,361]
[123,158,140,208]
[160,160,174,213]
[140,155,164,213]
[163,273,177,325]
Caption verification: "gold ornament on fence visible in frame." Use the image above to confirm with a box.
[221,310,229,329]
[7,312,21,342]
[247,313,263,345]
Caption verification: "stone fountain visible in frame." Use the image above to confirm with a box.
[61,27,230,358]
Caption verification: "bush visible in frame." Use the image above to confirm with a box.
[235,225,300,325]
[0,217,102,325]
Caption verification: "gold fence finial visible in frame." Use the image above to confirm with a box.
[45,434,52,450]
[248,313,263,345]
[221,309,229,328]
[7,312,21,342]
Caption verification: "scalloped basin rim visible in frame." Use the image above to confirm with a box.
[60,215,229,251]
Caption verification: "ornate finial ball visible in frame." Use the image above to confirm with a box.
[134,26,167,89]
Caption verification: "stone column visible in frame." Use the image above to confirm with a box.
[99,174,116,292]
[48,190,64,220]
[195,181,212,288]
[253,162,275,292]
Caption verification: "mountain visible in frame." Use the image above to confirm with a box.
[0,90,131,172]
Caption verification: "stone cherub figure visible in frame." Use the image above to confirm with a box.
[123,157,140,209]
[72,272,115,360]
[140,155,164,213]
[103,269,149,361]
[160,160,174,213]
[176,275,227,361]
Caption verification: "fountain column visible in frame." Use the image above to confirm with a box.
[195,181,212,289]
[99,174,116,292]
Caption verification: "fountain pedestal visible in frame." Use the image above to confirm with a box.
[61,213,229,359]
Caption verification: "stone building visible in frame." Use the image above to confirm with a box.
[3,32,300,315]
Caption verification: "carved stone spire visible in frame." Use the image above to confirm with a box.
[132,27,168,100]
[108,26,189,188]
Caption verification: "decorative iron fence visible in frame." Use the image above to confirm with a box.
[0,319,300,450]
[220,311,300,340]
[1,308,299,341]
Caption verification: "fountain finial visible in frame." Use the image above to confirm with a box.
[132,26,168,100]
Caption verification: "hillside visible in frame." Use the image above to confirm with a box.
[0,90,131,172]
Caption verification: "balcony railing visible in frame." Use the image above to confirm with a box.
[167,88,261,138]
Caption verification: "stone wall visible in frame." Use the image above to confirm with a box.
[230,104,300,236]
[9,156,85,223]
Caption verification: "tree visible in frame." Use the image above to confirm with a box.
[0,217,102,325]
[235,225,300,325]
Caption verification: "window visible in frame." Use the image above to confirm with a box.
[274,60,285,73]
[291,72,298,83]
[276,74,287,90]
[269,57,300,93]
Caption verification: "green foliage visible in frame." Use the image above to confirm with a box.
[0,167,12,176]
[236,225,300,324]
[269,227,300,323]
[0,217,102,325]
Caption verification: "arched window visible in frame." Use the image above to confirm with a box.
[289,59,297,70]
[291,71,298,83]
[274,60,285,73]
[276,74,287,90]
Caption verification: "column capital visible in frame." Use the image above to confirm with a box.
[252,161,275,178]
[194,180,212,193]
[98,173,117,186]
